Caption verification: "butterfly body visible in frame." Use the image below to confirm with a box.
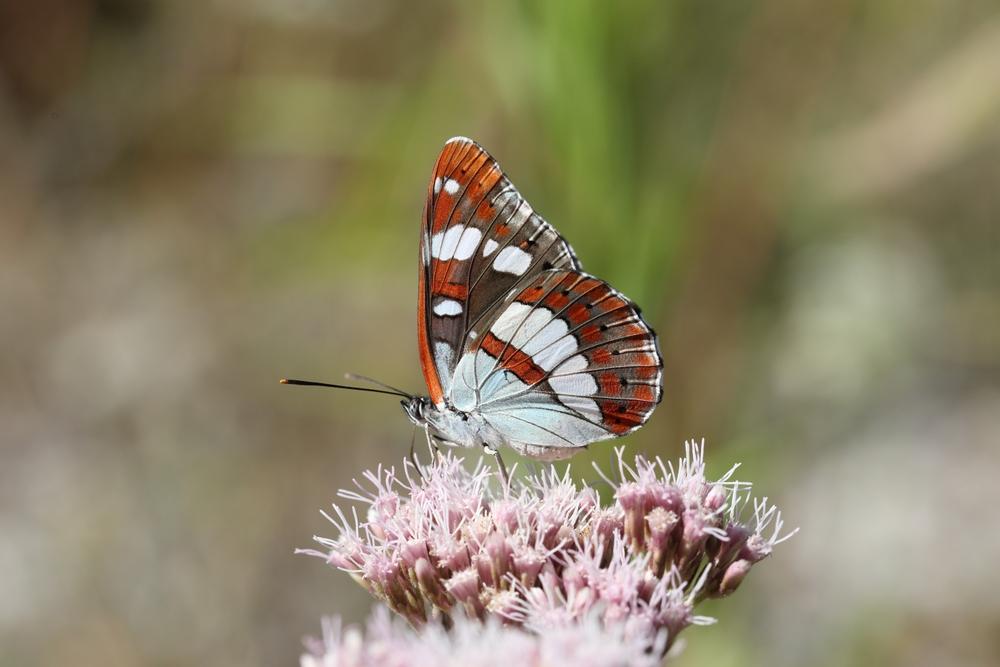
[408,137,664,462]
[402,396,518,458]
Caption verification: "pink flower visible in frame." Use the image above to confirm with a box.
[301,607,663,667]
[300,439,796,659]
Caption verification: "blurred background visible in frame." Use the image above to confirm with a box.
[2,0,998,665]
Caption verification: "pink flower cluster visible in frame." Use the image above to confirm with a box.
[299,440,795,663]
[301,607,662,667]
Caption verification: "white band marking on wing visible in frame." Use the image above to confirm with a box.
[492,246,532,275]
[555,394,602,420]
[430,225,483,261]
[548,372,598,396]
[533,334,577,371]
[433,299,463,316]
[555,354,588,374]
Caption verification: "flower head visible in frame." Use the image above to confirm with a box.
[300,439,796,656]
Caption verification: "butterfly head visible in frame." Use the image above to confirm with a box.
[401,395,433,427]
[401,396,492,451]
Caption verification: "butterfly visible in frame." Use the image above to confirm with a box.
[404,136,662,463]
[284,137,662,474]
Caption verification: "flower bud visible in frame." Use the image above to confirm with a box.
[445,567,481,603]
[719,558,752,596]
[577,486,599,512]
[367,520,387,542]
[654,598,694,645]
[464,514,494,544]
[373,491,399,520]
[645,506,678,555]
[637,570,658,602]
[431,536,470,573]
[485,532,513,584]
[681,510,707,551]
[704,484,727,512]
[740,534,772,563]
[490,499,521,533]
[647,483,682,514]
[553,523,576,549]
[401,538,430,569]
[616,483,647,549]
[512,545,545,587]
[537,513,564,550]
[415,557,450,610]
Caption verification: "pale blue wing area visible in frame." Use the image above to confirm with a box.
[451,349,509,411]
[451,349,612,448]
[479,397,612,448]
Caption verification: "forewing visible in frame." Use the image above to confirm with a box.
[417,137,580,405]
[449,269,663,448]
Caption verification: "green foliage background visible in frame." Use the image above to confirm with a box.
[1,1,997,665]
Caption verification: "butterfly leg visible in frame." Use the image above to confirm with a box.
[422,428,450,469]
[407,428,426,482]
[422,427,437,457]
[484,444,510,487]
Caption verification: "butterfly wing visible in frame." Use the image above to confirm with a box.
[417,137,580,406]
[448,268,663,456]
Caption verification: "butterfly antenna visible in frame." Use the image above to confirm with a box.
[279,377,410,399]
[344,373,414,399]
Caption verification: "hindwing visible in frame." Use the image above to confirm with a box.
[449,269,663,447]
